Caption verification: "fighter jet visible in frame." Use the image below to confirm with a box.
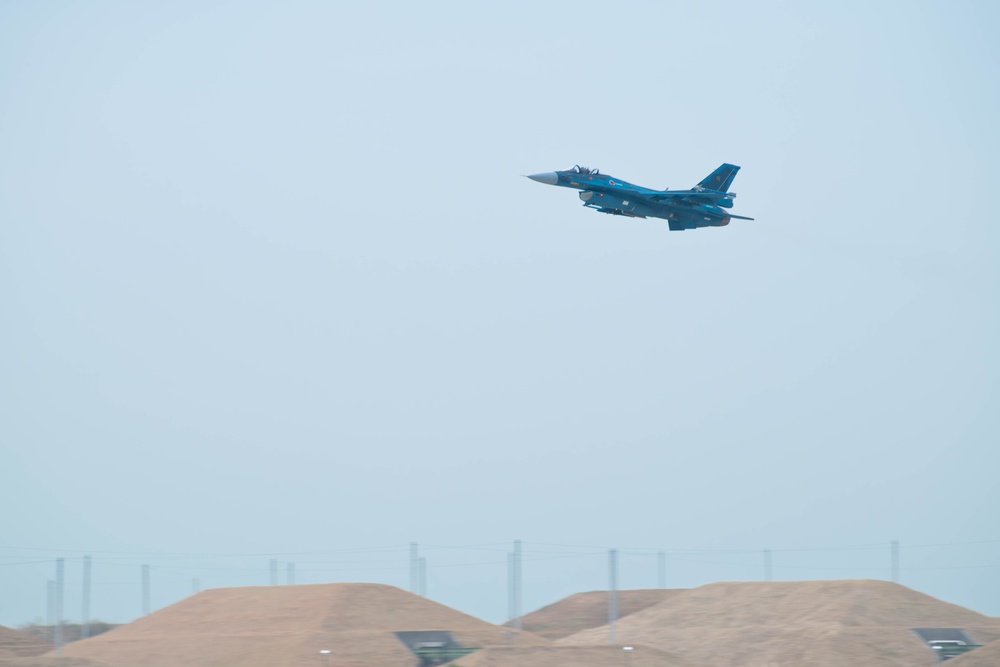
[526,163,753,231]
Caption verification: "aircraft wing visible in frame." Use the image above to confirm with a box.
[647,190,730,203]
[580,184,722,202]
[582,183,642,197]
[582,184,691,204]
[581,186,751,220]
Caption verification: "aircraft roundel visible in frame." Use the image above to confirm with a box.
[609,180,615,185]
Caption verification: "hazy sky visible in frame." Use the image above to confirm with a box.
[2,1,999,629]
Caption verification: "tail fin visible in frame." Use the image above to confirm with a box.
[696,163,740,193]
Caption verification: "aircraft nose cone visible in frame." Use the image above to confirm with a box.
[526,172,558,185]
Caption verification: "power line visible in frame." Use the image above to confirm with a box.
[2,537,998,560]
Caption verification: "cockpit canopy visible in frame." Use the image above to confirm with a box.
[571,165,599,175]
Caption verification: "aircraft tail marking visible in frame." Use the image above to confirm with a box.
[697,163,740,193]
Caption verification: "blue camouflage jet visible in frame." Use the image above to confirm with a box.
[526,163,753,231]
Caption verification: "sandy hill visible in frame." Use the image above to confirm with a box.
[453,644,706,667]
[57,583,549,667]
[559,580,1000,667]
[0,626,50,659]
[512,589,685,640]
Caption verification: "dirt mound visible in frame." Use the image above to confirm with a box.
[0,626,50,659]
[513,589,685,640]
[559,580,1000,667]
[564,580,996,631]
[453,644,706,667]
[56,583,547,667]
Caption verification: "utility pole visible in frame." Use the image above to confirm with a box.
[513,540,522,630]
[608,549,619,644]
[409,543,419,593]
[507,552,515,626]
[141,564,151,616]
[46,580,55,631]
[764,549,772,582]
[81,555,92,639]
[417,557,427,597]
[269,559,278,586]
[54,558,64,655]
[891,541,900,583]
[287,562,295,585]
[658,551,666,589]
[192,578,201,594]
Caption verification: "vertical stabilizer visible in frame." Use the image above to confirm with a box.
[697,163,740,192]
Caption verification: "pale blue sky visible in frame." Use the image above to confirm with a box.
[2,1,999,627]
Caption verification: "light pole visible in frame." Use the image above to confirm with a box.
[623,645,634,667]
[320,648,331,667]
